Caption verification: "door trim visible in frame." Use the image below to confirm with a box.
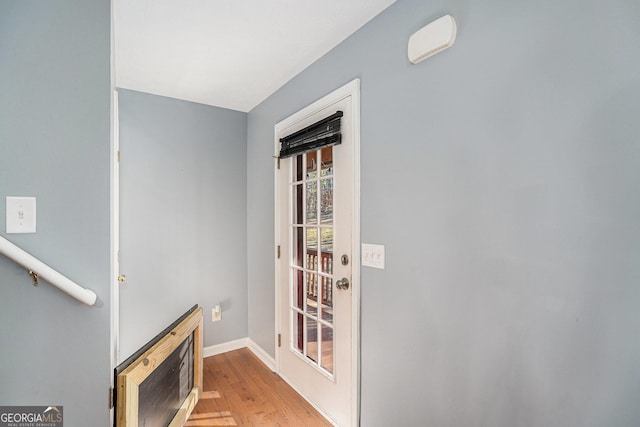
[109,87,120,423]
[274,79,361,426]
[110,0,118,419]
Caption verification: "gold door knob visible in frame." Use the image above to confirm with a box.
[117,274,126,283]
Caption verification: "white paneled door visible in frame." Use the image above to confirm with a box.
[275,80,360,427]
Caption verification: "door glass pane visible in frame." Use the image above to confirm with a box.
[320,146,333,177]
[320,276,333,323]
[320,253,333,275]
[293,311,303,352]
[306,319,318,363]
[292,184,303,225]
[320,227,332,275]
[306,228,318,262]
[292,269,304,310]
[306,272,317,316]
[295,154,303,182]
[305,251,314,271]
[321,325,334,374]
[320,178,333,224]
[306,181,317,224]
[306,151,318,179]
[293,227,303,267]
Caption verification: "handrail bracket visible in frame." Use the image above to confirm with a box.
[28,270,39,286]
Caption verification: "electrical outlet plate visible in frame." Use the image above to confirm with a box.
[6,197,36,233]
[212,305,221,322]
[362,243,385,269]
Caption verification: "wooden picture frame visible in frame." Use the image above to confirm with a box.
[116,307,203,426]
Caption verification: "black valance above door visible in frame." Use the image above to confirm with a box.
[278,111,343,159]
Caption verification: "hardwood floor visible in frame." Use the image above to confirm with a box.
[186,348,332,426]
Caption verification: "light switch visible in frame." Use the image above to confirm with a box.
[6,197,36,233]
[362,243,385,269]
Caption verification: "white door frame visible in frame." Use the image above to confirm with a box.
[274,79,361,426]
[110,88,120,366]
[109,0,119,420]
[109,86,120,421]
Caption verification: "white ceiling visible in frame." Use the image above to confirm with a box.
[114,0,396,112]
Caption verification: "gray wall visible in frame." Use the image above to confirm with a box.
[118,89,248,359]
[0,0,111,425]
[247,0,640,425]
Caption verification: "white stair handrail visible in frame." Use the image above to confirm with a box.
[0,235,97,306]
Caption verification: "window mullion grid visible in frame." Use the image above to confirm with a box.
[287,158,295,352]
[302,153,311,361]
[291,156,306,356]
[313,151,323,369]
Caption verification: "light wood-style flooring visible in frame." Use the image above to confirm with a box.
[186,348,332,426]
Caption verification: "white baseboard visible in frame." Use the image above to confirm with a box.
[247,339,276,372]
[202,338,248,358]
[202,338,276,372]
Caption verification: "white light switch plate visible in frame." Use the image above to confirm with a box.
[362,243,385,269]
[6,197,36,233]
